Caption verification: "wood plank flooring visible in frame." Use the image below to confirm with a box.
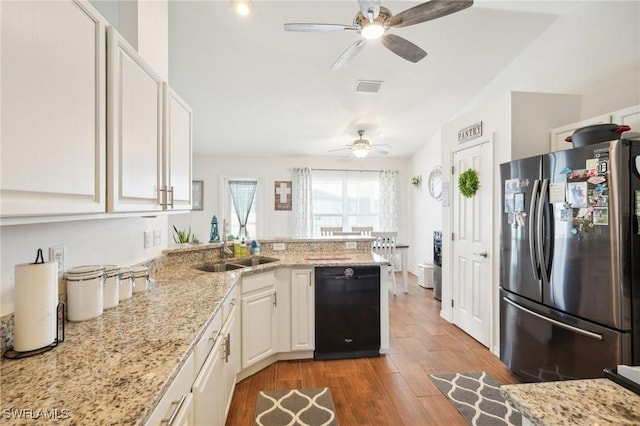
[225,273,519,425]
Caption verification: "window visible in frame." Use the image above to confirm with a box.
[311,170,379,235]
[222,177,261,240]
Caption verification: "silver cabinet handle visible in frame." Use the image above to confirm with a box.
[167,186,174,209]
[473,251,488,258]
[224,334,231,363]
[160,394,187,425]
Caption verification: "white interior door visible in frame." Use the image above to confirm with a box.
[451,140,492,347]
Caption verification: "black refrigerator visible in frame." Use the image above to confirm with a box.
[499,136,640,382]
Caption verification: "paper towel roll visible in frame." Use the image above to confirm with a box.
[14,261,58,352]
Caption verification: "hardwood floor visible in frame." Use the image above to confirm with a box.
[225,273,519,425]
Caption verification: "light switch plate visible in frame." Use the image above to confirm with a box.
[153,229,161,246]
[346,241,357,250]
[144,230,151,249]
[273,243,285,251]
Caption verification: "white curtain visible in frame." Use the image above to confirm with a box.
[379,169,398,231]
[229,180,257,239]
[294,167,313,237]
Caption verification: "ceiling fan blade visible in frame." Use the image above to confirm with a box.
[330,39,367,70]
[328,145,353,152]
[372,147,389,155]
[382,34,427,63]
[389,0,473,28]
[284,23,358,32]
[358,0,381,22]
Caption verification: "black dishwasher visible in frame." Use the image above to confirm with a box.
[314,266,380,360]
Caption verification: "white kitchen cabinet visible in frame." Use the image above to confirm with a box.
[241,271,278,369]
[550,114,612,152]
[192,335,224,426]
[107,26,164,212]
[0,0,106,217]
[163,84,193,210]
[145,353,194,426]
[222,301,239,420]
[611,104,640,134]
[290,269,314,352]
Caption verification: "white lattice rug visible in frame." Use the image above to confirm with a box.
[429,371,522,426]
[254,387,338,426]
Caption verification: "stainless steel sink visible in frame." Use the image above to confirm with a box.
[194,262,244,273]
[231,256,280,267]
[194,256,279,273]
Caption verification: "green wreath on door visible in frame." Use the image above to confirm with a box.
[458,168,480,198]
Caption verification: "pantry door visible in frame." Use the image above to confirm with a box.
[451,139,493,347]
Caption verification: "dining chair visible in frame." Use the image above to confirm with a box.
[320,227,342,236]
[352,226,374,236]
[371,231,398,295]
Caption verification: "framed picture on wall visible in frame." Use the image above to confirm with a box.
[192,180,203,211]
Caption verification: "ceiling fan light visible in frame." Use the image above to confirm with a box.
[353,142,371,158]
[361,22,384,40]
[232,0,252,16]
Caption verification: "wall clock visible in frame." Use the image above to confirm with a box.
[428,166,443,200]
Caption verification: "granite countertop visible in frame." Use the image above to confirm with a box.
[0,251,384,425]
[501,378,640,426]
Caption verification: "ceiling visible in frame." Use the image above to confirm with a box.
[167,1,583,158]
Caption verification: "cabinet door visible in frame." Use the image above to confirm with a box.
[107,26,163,212]
[222,303,239,420]
[241,288,277,368]
[290,269,314,351]
[163,84,193,210]
[0,0,106,217]
[550,114,611,152]
[192,338,224,426]
[611,104,640,134]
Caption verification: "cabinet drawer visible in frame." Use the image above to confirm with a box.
[145,353,194,426]
[194,311,221,376]
[241,271,276,294]
[222,285,240,325]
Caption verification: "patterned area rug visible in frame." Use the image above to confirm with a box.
[429,371,522,426]
[254,387,338,426]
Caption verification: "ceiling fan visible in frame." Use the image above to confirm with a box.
[329,130,390,158]
[284,0,473,70]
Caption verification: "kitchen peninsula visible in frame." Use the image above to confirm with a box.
[0,237,390,425]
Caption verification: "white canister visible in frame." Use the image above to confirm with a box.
[131,265,148,294]
[65,265,104,322]
[103,265,120,309]
[119,269,133,301]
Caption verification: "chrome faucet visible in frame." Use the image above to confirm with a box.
[221,219,233,260]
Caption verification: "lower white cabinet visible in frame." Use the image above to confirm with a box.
[290,269,314,351]
[241,271,278,369]
[222,302,240,419]
[192,336,224,426]
[145,354,194,426]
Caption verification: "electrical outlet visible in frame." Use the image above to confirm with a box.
[346,241,357,250]
[153,229,161,246]
[273,242,286,251]
[144,230,152,249]
[49,246,64,274]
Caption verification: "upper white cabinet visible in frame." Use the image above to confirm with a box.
[0,0,106,217]
[550,114,612,152]
[107,26,164,212]
[163,84,193,210]
[611,104,640,134]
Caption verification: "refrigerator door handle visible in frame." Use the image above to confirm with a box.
[536,179,550,285]
[529,179,541,280]
[503,297,604,341]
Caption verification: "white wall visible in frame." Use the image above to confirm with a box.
[0,215,168,316]
[169,155,411,245]
[409,129,443,272]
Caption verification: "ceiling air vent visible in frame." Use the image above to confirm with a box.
[354,80,383,94]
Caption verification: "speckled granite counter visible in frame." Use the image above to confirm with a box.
[0,248,385,425]
[501,378,640,426]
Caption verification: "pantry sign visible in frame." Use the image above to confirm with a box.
[458,121,483,143]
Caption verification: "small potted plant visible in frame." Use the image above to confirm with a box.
[173,225,199,244]
[411,175,422,189]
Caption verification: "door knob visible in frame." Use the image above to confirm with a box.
[473,251,488,258]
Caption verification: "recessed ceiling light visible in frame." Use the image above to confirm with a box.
[232,0,252,16]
